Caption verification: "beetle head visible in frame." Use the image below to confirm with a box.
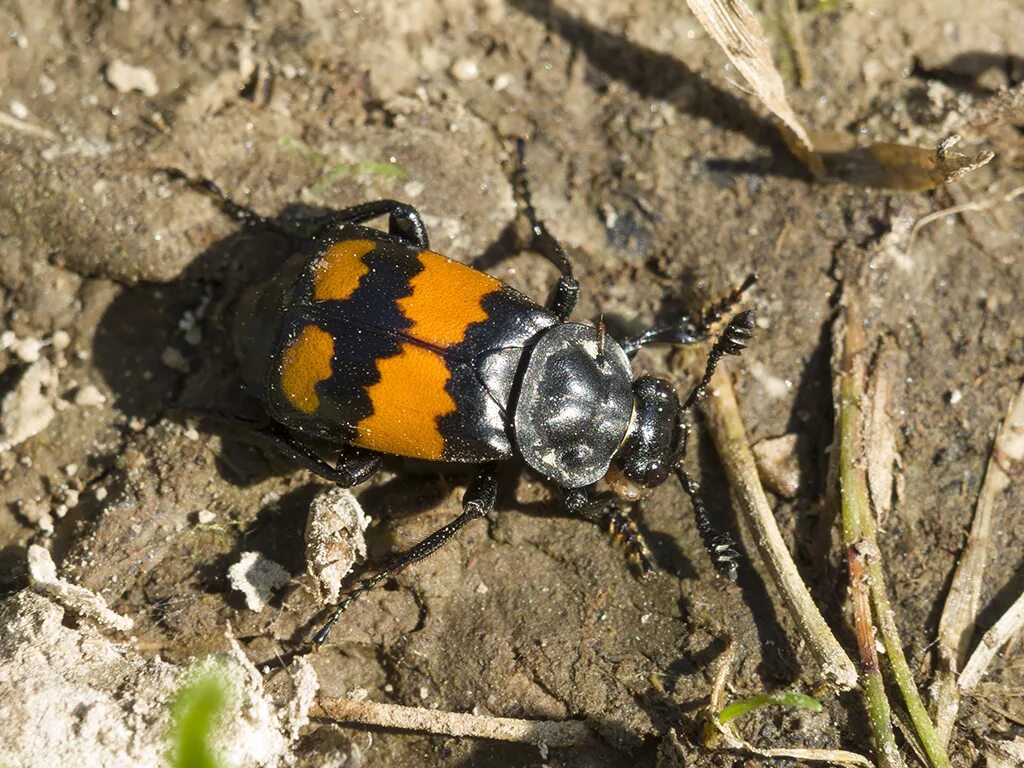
[607,376,681,500]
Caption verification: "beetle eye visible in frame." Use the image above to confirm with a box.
[645,464,669,487]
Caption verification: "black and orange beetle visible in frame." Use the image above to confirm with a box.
[170,142,755,645]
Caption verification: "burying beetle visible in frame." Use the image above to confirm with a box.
[168,140,756,645]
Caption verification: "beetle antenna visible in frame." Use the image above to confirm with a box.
[675,461,740,580]
[672,421,740,579]
[681,310,756,411]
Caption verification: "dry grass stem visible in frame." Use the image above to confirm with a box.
[0,111,60,142]
[700,366,858,691]
[703,641,872,767]
[959,589,1024,692]
[934,381,1024,744]
[684,1,994,189]
[685,0,812,151]
[905,185,1024,259]
[836,297,956,768]
[834,304,906,768]
[317,696,592,748]
[864,340,905,527]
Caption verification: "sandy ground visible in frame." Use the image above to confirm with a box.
[0,0,1022,766]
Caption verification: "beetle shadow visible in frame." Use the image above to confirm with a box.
[92,203,348,491]
[508,0,810,182]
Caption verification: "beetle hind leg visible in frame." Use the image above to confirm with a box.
[257,424,382,486]
[312,464,499,646]
[160,168,294,238]
[310,200,430,249]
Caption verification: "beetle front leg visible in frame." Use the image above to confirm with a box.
[312,463,498,646]
[564,488,654,577]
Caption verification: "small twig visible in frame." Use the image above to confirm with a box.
[700,366,858,691]
[905,185,1024,259]
[959,588,1024,692]
[934,380,1024,745]
[317,697,592,748]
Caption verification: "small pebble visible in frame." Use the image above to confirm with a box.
[0,358,57,450]
[51,330,71,351]
[228,551,290,613]
[450,58,480,82]
[105,59,159,97]
[196,509,216,525]
[9,100,29,120]
[161,347,189,373]
[73,384,106,407]
[305,487,370,604]
[13,337,43,364]
[95,486,109,502]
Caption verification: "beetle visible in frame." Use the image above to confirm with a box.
[168,141,755,645]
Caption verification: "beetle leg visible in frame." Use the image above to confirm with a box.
[620,274,757,357]
[160,168,296,238]
[564,488,654,577]
[312,463,498,646]
[256,424,382,486]
[311,200,430,249]
[513,139,580,320]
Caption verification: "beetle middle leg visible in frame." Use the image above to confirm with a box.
[313,463,499,646]
[513,139,580,320]
[564,488,654,577]
[311,200,430,250]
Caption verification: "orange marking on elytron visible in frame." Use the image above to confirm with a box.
[398,251,501,348]
[312,239,376,301]
[354,342,455,460]
[280,325,334,414]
